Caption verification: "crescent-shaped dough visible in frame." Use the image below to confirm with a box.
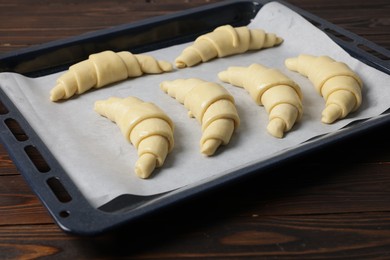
[94,96,174,179]
[285,54,363,124]
[219,64,303,138]
[50,50,173,101]
[160,78,240,156]
[175,24,283,68]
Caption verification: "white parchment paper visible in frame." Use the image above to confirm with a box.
[1,2,389,208]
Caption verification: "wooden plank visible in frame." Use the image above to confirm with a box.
[0,175,53,225]
[0,213,389,258]
[0,146,19,176]
[0,0,222,52]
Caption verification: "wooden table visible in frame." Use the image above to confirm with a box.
[1,0,389,258]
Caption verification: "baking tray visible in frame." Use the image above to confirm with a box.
[0,0,389,235]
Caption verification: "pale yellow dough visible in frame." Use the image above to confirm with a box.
[50,50,173,101]
[174,24,283,68]
[218,64,303,138]
[94,96,174,179]
[160,78,240,156]
[285,54,363,124]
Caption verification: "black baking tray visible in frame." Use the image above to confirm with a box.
[0,0,389,235]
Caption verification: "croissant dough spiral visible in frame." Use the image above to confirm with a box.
[175,24,283,68]
[218,64,303,138]
[285,54,363,124]
[94,96,174,179]
[50,50,173,101]
[160,78,240,156]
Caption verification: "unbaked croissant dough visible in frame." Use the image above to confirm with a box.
[160,78,240,156]
[218,64,303,138]
[50,50,173,101]
[94,96,174,179]
[285,54,363,124]
[174,24,283,68]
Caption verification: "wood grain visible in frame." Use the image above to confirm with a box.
[0,0,389,258]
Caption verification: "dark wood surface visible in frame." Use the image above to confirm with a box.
[1,0,389,259]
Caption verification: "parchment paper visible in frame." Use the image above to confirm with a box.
[1,2,389,208]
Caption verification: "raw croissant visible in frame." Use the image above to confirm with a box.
[174,24,283,68]
[160,78,240,156]
[50,50,173,101]
[285,54,363,124]
[94,96,174,179]
[218,64,303,138]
